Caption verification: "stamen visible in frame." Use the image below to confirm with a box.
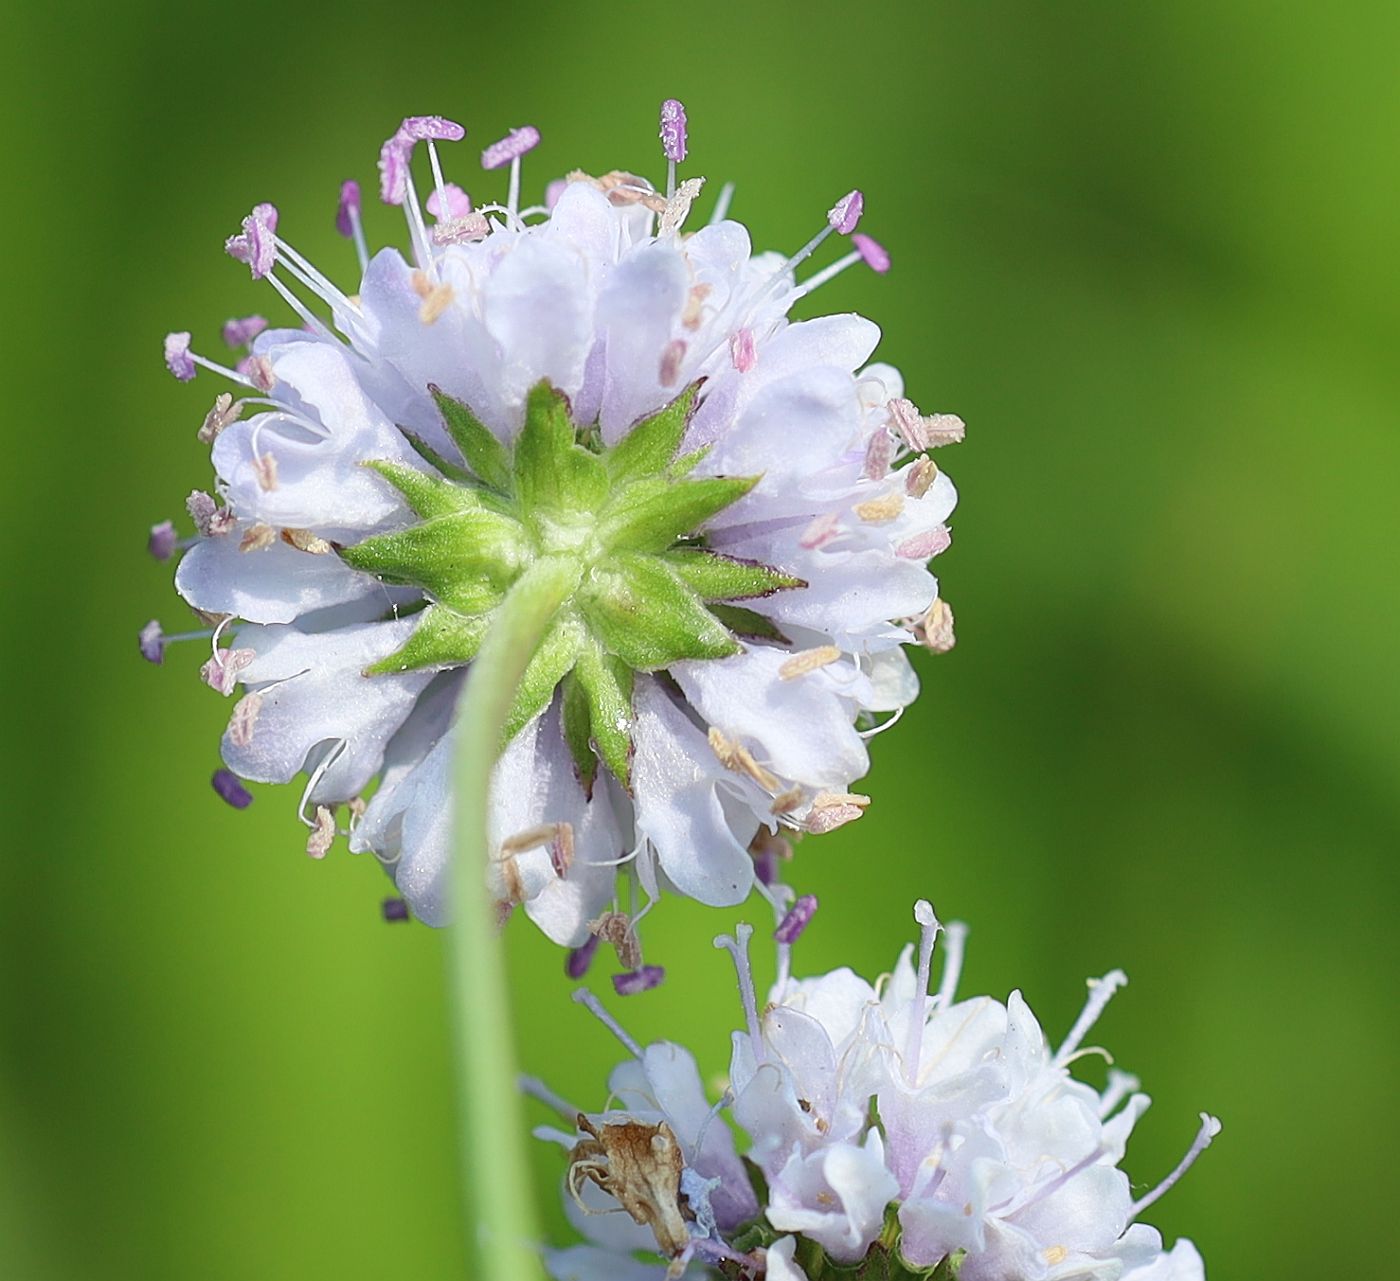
[1097,1068,1141,1119]
[730,328,756,373]
[588,910,642,969]
[658,177,705,237]
[852,233,890,272]
[708,181,736,225]
[432,212,490,246]
[613,966,665,996]
[227,692,263,747]
[200,646,254,696]
[708,727,781,792]
[221,315,268,348]
[888,398,966,451]
[306,805,336,859]
[681,283,712,330]
[426,182,473,220]
[749,828,791,888]
[570,987,643,1058]
[800,511,841,549]
[795,232,891,298]
[519,1074,580,1121]
[238,523,276,553]
[915,598,955,654]
[934,920,968,1009]
[804,792,868,833]
[139,620,165,664]
[902,900,942,1086]
[481,125,540,217]
[658,339,686,386]
[1055,969,1129,1065]
[778,646,842,680]
[774,894,818,944]
[659,98,688,198]
[163,332,195,381]
[211,768,253,809]
[336,180,370,273]
[904,457,937,498]
[481,125,540,171]
[148,520,176,561]
[163,332,257,388]
[896,526,951,560]
[714,925,765,1062]
[863,429,894,481]
[380,117,465,270]
[197,393,244,444]
[381,897,410,922]
[565,934,601,980]
[1128,1114,1223,1220]
[225,205,278,279]
[854,492,905,523]
[139,621,214,664]
[827,189,864,235]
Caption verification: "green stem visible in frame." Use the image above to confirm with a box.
[448,556,578,1280]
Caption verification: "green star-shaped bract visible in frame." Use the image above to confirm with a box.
[341,381,803,792]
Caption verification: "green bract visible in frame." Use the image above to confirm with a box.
[341,380,803,791]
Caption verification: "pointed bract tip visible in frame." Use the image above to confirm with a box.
[852,232,890,273]
[828,189,864,234]
[336,180,361,236]
[659,98,688,163]
[612,965,665,996]
[211,768,253,809]
[481,125,541,170]
[163,332,195,381]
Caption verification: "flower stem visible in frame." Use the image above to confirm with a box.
[448,556,578,1280]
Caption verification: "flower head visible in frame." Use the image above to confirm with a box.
[144,102,961,961]
[535,898,1218,1281]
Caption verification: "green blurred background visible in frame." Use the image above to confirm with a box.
[2,1,1396,1277]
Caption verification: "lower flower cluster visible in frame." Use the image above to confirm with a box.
[534,899,1216,1281]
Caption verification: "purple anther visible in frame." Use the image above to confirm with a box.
[897,526,952,560]
[659,99,688,163]
[212,768,253,810]
[221,315,267,349]
[612,965,665,996]
[545,178,567,211]
[827,189,864,235]
[775,894,819,944]
[138,620,165,664]
[754,848,780,886]
[378,131,412,205]
[400,115,466,143]
[426,182,472,220]
[243,209,277,280]
[565,934,601,980]
[163,331,196,381]
[852,232,890,273]
[148,520,177,561]
[251,202,278,233]
[335,180,361,236]
[730,327,757,374]
[382,897,410,922]
[481,126,540,171]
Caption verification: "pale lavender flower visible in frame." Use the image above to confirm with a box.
[144,102,958,962]
[535,900,1218,1280]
